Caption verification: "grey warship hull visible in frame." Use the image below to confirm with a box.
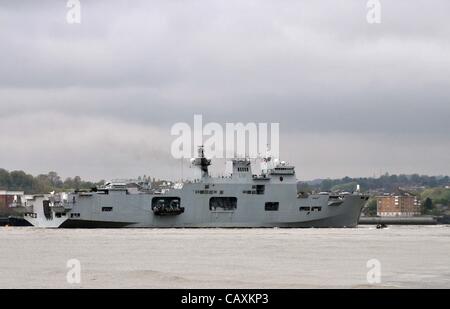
[58,197,364,228]
[18,181,367,228]
[13,149,368,228]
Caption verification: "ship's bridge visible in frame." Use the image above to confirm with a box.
[231,158,252,179]
[269,162,295,176]
[261,160,297,183]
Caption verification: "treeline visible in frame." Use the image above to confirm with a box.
[2,167,449,197]
[308,174,450,193]
[0,169,103,194]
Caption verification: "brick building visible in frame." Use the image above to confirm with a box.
[377,194,421,217]
[0,191,24,216]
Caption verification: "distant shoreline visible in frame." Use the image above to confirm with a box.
[359,216,444,225]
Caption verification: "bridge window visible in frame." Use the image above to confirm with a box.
[102,207,113,212]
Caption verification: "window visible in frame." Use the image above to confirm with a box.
[265,202,279,211]
[25,212,37,218]
[194,190,217,195]
[102,207,113,212]
[256,185,265,195]
[209,197,237,211]
[299,207,311,211]
[311,206,322,212]
[243,185,265,195]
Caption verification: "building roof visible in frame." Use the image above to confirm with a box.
[377,187,417,197]
[0,190,24,195]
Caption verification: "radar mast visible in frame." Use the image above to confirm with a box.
[191,145,211,178]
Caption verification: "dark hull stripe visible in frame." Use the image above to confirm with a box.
[59,219,132,228]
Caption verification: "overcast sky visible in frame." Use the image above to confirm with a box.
[1,0,449,181]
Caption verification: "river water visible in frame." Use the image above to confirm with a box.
[0,226,449,288]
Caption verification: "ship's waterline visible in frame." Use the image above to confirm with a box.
[0,226,449,288]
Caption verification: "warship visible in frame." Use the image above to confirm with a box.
[11,147,368,228]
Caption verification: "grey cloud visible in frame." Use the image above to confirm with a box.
[0,0,449,179]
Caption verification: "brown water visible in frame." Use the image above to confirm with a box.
[0,226,449,288]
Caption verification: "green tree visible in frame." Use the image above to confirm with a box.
[47,171,62,188]
[297,182,312,193]
[33,174,53,193]
[423,197,433,214]
[0,168,11,189]
[320,179,334,192]
[331,182,358,192]
[363,198,378,216]
[9,171,34,192]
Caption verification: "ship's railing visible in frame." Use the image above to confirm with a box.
[9,200,32,209]
[9,201,21,208]
[47,193,73,211]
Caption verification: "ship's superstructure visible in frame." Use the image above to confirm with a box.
[11,147,368,228]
